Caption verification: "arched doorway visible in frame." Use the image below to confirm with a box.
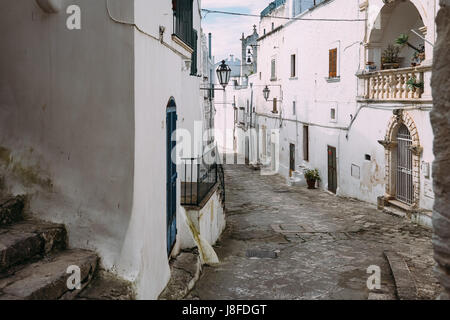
[166,98,177,256]
[380,111,422,208]
[396,124,413,205]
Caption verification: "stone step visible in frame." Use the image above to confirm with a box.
[0,195,25,226]
[0,249,98,300]
[0,219,67,273]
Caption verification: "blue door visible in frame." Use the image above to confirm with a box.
[166,100,177,255]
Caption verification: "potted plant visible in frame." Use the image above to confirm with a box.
[406,76,424,92]
[304,169,321,189]
[381,44,400,70]
[365,61,377,73]
[396,34,425,66]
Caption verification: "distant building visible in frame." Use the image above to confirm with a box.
[234,0,437,227]
[241,25,259,84]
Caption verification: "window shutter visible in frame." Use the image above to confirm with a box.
[329,48,337,78]
[173,0,194,48]
[271,59,276,80]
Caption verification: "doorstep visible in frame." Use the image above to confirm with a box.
[379,198,432,229]
[158,250,202,300]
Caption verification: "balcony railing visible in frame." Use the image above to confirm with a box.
[181,148,218,207]
[357,65,432,102]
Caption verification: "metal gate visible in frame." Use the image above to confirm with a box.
[396,124,413,205]
[166,100,177,256]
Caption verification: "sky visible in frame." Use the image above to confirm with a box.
[202,0,269,63]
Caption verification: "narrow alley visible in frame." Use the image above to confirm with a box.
[188,165,440,300]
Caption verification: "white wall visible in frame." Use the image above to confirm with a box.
[0,0,207,299]
[246,0,435,210]
[0,0,135,278]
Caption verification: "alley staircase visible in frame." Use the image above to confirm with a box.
[0,194,98,300]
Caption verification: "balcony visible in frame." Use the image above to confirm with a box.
[181,149,218,207]
[357,65,432,103]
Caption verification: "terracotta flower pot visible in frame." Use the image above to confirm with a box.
[307,179,316,189]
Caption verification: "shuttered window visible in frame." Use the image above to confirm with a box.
[329,48,337,78]
[173,0,194,48]
[271,59,276,80]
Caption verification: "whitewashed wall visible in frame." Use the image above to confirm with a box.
[248,0,436,210]
[0,0,206,299]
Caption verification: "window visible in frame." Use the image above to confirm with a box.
[259,72,262,80]
[293,101,296,115]
[330,108,336,121]
[172,0,194,48]
[303,125,309,161]
[272,22,275,30]
[290,54,296,78]
[293,0,326,17]
[272,98,278,113]
[329,48,337,78]
[271,59,276,80]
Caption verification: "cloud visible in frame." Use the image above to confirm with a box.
[202,0,270,61]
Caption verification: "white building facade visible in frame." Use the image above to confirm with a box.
[0,0,224,299]
[235,0,437,224]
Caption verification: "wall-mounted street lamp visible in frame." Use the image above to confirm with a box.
[263,85,270,101]
[216,60,232,89]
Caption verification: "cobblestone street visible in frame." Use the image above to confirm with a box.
[189,165,441,300]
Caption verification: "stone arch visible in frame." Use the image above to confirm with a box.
[385,110,420,145]
[367,0,428,42]
[366,0,427,69]
[380,110,422,208]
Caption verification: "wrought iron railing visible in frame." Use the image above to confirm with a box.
[181,149,218,206]
[217,164,225,205]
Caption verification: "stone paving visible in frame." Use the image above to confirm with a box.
[188,165,441,300]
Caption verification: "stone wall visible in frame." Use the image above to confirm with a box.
[431,0,450,300]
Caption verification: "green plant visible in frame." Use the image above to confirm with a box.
[304,168,321,182]
[406,77,424,91]
[381,44,400,64]
[396,34,423,53]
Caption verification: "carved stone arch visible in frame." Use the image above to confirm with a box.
[366,0,428,67]
[367,0,428,43]
[381,110,422,208]
[385,110,420,145]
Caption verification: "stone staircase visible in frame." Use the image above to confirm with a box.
[0,194,99,300]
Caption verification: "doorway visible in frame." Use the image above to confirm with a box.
[166,99,177,256]
[396,124,414,205]
[289,144,295,177]
[328,146,337,194]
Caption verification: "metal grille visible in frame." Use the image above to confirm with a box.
[396,124,413,205]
